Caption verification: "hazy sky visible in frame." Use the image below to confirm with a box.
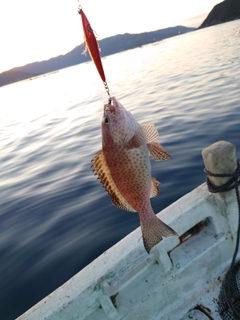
[0,0,221,73]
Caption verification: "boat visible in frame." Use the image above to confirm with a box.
[17,140,240,320]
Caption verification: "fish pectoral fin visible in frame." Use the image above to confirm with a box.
[147,142,172,161]
[140,124,171,161]
[150,177,160,198]
[125,124,158,150]
[91,150,136,212]
[140,124,159,143]
[124,132,145,149]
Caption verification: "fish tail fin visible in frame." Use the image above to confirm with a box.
[140,214,178,253]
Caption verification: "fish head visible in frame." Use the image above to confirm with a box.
[102,97,139,146]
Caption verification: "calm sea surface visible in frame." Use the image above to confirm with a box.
[1,21,240,319]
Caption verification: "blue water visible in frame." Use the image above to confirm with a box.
[1,20,240,319]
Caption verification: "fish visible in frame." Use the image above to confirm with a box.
[91,97,178,253]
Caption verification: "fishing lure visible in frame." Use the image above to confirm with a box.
[78,6,111,99]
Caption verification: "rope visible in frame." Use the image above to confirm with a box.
[205,161,240,194]
[204,160,240,318]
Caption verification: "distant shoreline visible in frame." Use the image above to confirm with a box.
[0,70,60,88]
[0,26,195,88]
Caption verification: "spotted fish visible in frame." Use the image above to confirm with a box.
[91,97,177,253]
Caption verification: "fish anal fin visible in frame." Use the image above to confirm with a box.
[148,142,171,161]
[150,177,160,198]
[91,151,136,212]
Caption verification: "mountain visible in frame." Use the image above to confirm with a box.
[0,26,195,87]
[199,0,240,28]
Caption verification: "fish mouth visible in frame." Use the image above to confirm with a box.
[104,103,115,114]
[104,97,119,115]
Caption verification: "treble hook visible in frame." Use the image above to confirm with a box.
[77,0,82,13]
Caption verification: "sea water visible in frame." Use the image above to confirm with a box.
[1,20,240,319]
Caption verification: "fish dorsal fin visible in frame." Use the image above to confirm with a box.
[148,142,171,161]
[91,151,136,212]
[150,177,160,198]
[141,124,159,143]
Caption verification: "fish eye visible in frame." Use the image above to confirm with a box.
[103,117,109,124]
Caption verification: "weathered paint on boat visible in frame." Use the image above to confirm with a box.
[17,141,239,320]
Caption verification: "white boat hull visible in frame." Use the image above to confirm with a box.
[17,181,239,320]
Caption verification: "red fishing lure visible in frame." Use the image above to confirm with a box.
[79,8,108,87]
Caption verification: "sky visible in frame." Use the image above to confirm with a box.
[0,0,222,74]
